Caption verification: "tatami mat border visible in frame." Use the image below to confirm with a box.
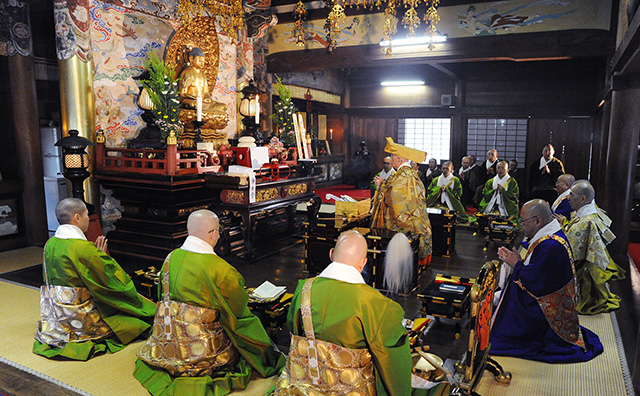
[0,356,92,396]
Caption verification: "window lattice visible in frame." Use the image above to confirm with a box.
[466,118,528,167]
[398,118,451,164]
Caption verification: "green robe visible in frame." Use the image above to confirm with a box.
[288,277,411,396]
[134,249,285,396]
[478,176,520,223]
[565,214,625,314]
[425,175,468,222]
[33,237,156,360]
[371,166,433,259]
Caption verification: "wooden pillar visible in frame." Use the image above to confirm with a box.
[603,86,640,264]
[7,24,48,247]
[54,0,98,210]
[593,102,610,194]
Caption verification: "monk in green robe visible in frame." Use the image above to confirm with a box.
[134,210,285,396]
[425,161,468,222]
[372,137,432,265]
[275,230,448,396]
[565,181,624,314]
[33,198,156,361]
[478,160,520,224]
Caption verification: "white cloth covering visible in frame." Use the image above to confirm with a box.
[523,219,562,266]
[436,173,454,210]
[379,168,395,180]
[539,156,552,170]
[484,174,512,216]
[576,201,597,218]
[54,224,87,240]
[180,235,216,255]
[318,262,365,284]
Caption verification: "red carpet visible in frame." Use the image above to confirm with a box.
[315,184,371,204]
[628,243,640,272]
[465,205,478,216]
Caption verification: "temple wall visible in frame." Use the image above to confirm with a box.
[89,0,249,147]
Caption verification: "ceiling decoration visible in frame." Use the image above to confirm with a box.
[293,0,307,46]
[177,0,245,41]
[292,0,440,55]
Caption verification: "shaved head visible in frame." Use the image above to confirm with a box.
[522,199,553,223]
[569,180,595,210]
[187,209,220,247]
[331,230,368,272]
[521,199,553,238]
[55,198,87,225]
[556,174,575,194]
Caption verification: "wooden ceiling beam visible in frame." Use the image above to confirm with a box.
[267,30,612,73]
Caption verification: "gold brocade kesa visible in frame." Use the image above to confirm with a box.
[35,285,113,347]
[137,252,239,377]
[275,278,376,395]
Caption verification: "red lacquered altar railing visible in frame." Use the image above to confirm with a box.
[96,142,219,176]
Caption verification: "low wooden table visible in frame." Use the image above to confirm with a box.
[303,215,371,275]
[417,276,473,339]
[205,174,321,260]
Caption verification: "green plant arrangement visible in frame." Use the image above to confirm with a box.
[270,77,298,146]
[141,53,183,140]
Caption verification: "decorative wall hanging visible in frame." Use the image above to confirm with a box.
[177,0,244,41]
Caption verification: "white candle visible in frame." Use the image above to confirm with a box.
[329,129,333,140]
[255,95,260,125]
[196,96,203,122]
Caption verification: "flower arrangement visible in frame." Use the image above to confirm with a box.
[270,77,298,146]
[268,136,285,152]
[141,53,183,140]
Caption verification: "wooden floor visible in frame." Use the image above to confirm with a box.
[1,225,637,396]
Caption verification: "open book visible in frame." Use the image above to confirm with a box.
[251,281,286,301]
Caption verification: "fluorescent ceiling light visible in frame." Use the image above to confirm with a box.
[379,36,447,47]
[381,80,425,86]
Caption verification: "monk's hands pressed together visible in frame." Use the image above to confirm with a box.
[498,246,520,267]
[95,235,109,254]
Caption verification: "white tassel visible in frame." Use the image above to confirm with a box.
[384,233,414,294]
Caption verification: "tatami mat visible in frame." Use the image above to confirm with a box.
[476,313,630,396]
[0,246,43,274]
[0,280,276,396]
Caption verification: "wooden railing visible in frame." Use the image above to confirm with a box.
[96,142,220,176]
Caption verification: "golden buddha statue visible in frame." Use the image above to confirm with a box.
[177,47,229,148]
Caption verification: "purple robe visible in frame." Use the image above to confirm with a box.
[553,196,572,219]
[490,230,603,363]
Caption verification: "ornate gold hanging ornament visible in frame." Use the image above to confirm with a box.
[291,0,439,56]
[401,0,420,36]
[177,0,245,41]
[293,0,307,47]
[424,0,440,50]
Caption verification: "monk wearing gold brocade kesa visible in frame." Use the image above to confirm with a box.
[372,137,432,266]
[134,210,284,396]
[275,230,447,396]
